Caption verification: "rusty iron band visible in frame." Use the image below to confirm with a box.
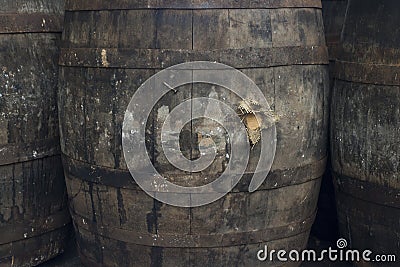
[65,0,321,11]
[59,46,328,69]
[0,209,71,245]
[0,138,61,166]
[62,155,326,192]
[333,172,400,209]
[335,60,400,86]
[71,211,315,248]
[0,13,63,33]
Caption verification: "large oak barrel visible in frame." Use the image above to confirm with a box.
[0,1,71,266]
[332,0,400,265]
[59,0,329,266]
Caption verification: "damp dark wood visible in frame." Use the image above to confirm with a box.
[59,0,329,266]
[321,0,347,88]
[331,1,400,266]
[0,1,71,266]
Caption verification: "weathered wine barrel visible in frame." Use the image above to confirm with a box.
[311,0,347,241]
[59,0,329,266]
[332,0,400,265]
[0,1,71,266]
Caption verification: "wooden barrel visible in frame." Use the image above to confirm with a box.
[332,0,400,265]
[59,0,329,266]
[0,1,71,266]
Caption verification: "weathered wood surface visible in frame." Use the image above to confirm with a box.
[64,0,323,10]
[321,0,347,61]
[59,1,329,266]
[321,0,347,88]
[331,0,400,265]
[0,1,71,266]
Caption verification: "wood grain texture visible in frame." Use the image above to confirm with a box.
[64,0,323,10]
[331,0,400,265]
[321,0,347,60]
[0,1,71,266]
[0,0,64,13]
[59,2,329,266]
[321,0,347,90]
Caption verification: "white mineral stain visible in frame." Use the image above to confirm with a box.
[101,49,110,67]
[157,106,170,122]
